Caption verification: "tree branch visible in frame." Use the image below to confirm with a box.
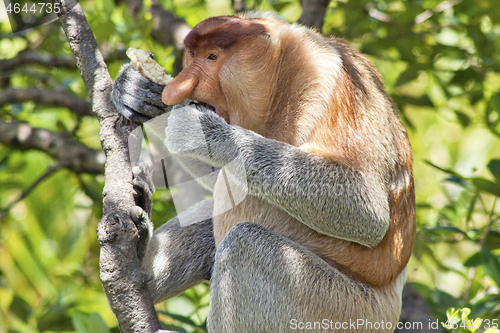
[0,88,93,117]
[55,1,166,332]
[0,50,76,72]
[298,0,330,30]
[0,48,128,72]
[149,2,190,50]
[0,119,104,174]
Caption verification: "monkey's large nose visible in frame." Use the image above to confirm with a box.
[162,71,199,105]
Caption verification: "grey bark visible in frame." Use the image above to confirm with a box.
[56,1,166,332]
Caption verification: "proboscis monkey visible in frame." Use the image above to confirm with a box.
[111,11,415,333]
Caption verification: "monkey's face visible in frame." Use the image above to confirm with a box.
[162,47,230,123]
[162,15,275,131]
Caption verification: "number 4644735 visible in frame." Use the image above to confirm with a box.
[6,2,61,14]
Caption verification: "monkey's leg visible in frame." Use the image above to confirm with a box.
[141,199,216,303]
[208,222,404,333]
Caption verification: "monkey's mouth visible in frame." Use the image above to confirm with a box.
[191,101,216,113]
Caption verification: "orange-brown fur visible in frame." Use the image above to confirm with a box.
[163,14,415,287]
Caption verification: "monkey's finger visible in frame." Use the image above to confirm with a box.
[132,164,155,192]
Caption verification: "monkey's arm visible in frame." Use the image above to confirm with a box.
[166,105,390,247]
[142,200,215,303]
[131,164,215,303]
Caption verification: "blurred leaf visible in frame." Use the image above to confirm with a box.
[455,111,471,127]
[423,225,468,237]
[471,292,500,317]
[464,252,482,267]
[37,303,73,332]
[427,82,447,107]
[92,20,116,41]
[425,161,465,178]
[72,311,90,333]
[465,194,478,225]
[430,290,463,320]
[158,311,206,332]
[471,177,500,196]
[88,312,110,333]
[487,159,500,182]
[482,248,500,287]
[96,0,115,17]
[272,1,293,12]
[436,28,461,47]
[9,296,31,322]
[483,230,500,250]
[451,68,481,86]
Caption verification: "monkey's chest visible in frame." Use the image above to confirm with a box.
[212,171,296,246]
[212,172,336,257]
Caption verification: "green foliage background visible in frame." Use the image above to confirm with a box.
[0,0,499,332]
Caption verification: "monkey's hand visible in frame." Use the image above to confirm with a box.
[111,63,170,123]
[130,162,155,263]
[165,104,237,163]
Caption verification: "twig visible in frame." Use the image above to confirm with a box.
[0,164,63,218]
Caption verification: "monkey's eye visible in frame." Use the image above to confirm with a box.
[207,53,218,61]
[189,51,195,58]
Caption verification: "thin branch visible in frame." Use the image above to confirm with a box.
[298,0,330,30]
[0,50,76,71]
[0,119,104,174]
[149,2,190,50]
[0,88,93,117]
[0,48,128,72]
[0,163,63,219]
[55,0,166,332]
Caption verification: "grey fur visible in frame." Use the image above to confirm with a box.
[142,199,215,303]
[165,105,390,247]
[209,222,401,332]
